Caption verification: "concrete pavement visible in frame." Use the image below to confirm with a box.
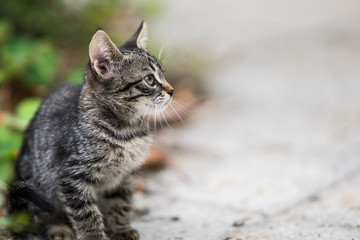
[133,0,360,239]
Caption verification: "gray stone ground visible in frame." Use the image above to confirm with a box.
[133,0,360,239]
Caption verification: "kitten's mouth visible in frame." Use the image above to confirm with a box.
[144,96,172,114]
[146,99,171,111]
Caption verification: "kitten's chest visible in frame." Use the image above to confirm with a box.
[96,135,152,190]
[117,135,153,163]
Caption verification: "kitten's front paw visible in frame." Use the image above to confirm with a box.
[46,225,73,240]
[111,228,139,240]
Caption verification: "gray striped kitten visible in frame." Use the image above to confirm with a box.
[8,22,173,240]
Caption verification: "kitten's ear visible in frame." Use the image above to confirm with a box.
[89,30,121,79]
[120,21,148,49]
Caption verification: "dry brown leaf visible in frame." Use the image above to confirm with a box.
[141,146,170,170]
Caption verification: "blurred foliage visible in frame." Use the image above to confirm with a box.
[15,98,42,123]
[0,126,21,185]
[0,97,41,233]
[0,35,58,86]
[0,212,34,233]
[0,0,163,89]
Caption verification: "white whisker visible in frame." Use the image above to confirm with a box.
[147,109,151,131]
[158,42,167,61]
[140,105,151,127]
[171,100,192,119]
[158,107,164,131]
[160,108,173,130]
[162,52,173,65]
[154,105,157,133]
[169,104,185,125]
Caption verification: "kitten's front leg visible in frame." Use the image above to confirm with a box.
[60,180,109,240]
[100,176,139,240]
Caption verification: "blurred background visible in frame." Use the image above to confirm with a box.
[1,0,360,239]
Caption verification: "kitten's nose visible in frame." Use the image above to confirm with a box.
[164,82,174,96]
[167,89,174,96]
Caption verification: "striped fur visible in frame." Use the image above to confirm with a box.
[8,22,173,240]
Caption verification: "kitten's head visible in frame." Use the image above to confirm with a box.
[86,22,174,119]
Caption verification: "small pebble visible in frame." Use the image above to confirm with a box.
[308,195,320,202]
[232,220,245,227]
[170,216,180,221]
[134,207,150,217]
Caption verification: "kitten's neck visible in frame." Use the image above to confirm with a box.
[77,84,149,145]
[79,83,140,127]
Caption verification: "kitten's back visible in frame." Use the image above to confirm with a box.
[16,84,82,180]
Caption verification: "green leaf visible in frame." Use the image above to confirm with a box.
[0,160,14,184]
[0,126,22,154]
[2,38,33,70]
[0,127,21,184]
[0,20,12,45]
[0,212,33,233]
[25,43,58,86]
[0,71,6,85]
[1,38,59,86]
[67,68,84,84]
[15,98,42,123]
[0,38,34,85]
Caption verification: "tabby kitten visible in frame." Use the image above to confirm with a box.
[8,22,173,240]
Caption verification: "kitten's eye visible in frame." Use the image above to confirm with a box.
[144,74,155,86]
